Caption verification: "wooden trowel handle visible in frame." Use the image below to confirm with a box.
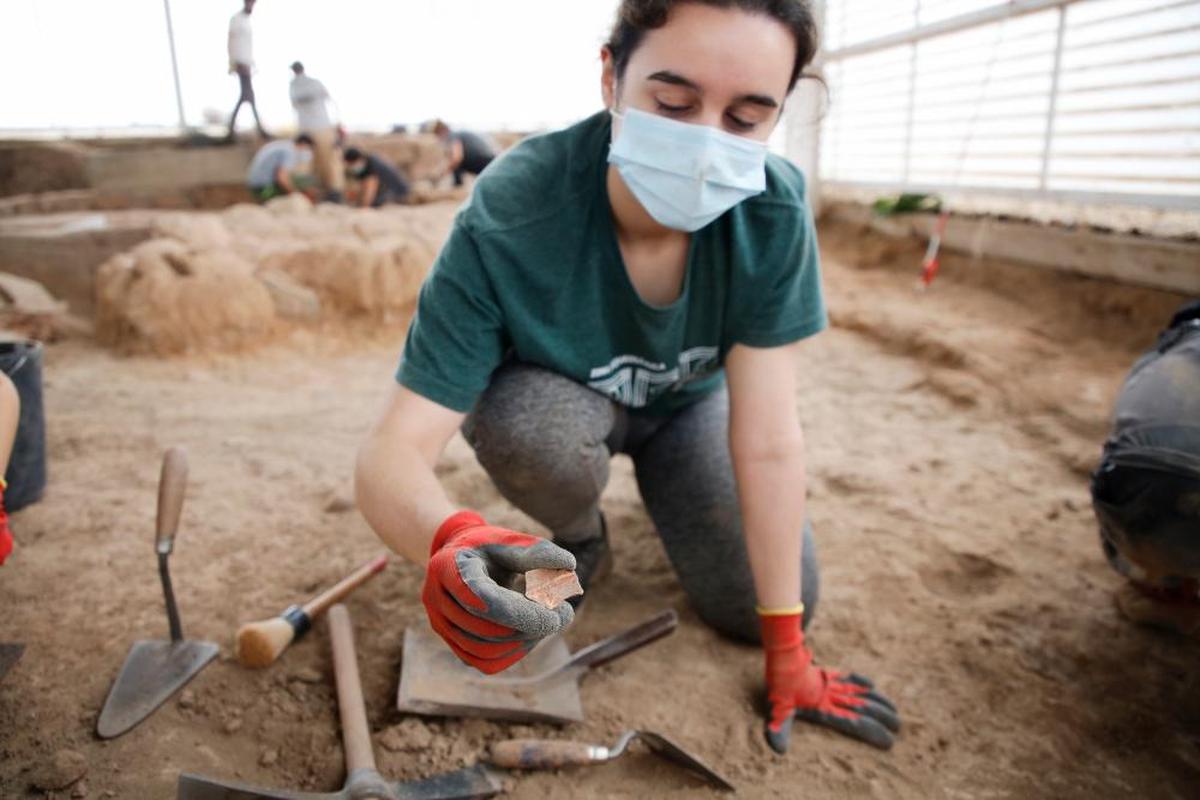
[302,554,389,618]
[565,609,679,672]
[328,604,377,773]
[155,447,189,555]
[489,739,610,769]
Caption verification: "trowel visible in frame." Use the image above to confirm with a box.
[0,642,25,682]
[489,729,735,791]
[97,447,219,739]
[397,610,678,724]
[177,605,502,800]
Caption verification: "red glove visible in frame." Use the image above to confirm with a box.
[422,511,576,674]
[761,608,900,752]
[0,480,12,566]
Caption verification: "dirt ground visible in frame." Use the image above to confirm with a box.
[0,211,1197,799]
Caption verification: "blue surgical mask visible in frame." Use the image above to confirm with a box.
[608,107,768,232]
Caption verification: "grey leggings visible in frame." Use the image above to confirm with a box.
[462,362,820,643]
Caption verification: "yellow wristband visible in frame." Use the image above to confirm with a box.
[0,477,7,490]
[755,603,805,617]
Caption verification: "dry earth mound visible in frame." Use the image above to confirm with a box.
[96,199,452,354]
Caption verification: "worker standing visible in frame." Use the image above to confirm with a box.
[226,0,269,141]
[289,62,344,202]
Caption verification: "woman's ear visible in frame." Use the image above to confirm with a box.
[600,47,616,110]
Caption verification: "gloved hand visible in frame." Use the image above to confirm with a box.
[760,607,900,752]
[422,510,576,674]
[0,479,12,566]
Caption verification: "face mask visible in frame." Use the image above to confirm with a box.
[608,107,767,232]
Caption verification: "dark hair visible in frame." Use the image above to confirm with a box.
[343,147,363,162]
[606,0,819,93]
[295,134,314,147]
[290,61,304,74]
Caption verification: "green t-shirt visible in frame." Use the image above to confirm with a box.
[396,110,827,415]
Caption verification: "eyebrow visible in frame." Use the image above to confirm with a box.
[647,70,780,110]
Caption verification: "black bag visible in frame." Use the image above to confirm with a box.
[1091,301,1200,581]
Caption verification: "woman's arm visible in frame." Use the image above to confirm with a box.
[728,340,901,752]
[274,166,295,194]
[0,372,18,565]
[725,340,806,609]
[0,372,19,474]
[355,384,463,564]
[355,383,576,673]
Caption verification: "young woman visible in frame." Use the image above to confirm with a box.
[357,0,900,753]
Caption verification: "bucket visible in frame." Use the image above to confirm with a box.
[0,340,46,511]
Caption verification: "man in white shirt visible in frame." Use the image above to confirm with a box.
[289,62,344,202]
[227,0,268,141]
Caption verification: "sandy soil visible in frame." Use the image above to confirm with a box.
[1,214,1197,799]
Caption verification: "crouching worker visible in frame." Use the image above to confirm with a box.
[343,148,410,208]
[246,135,313,202]
[432,120,497,188]
[1092,301,1200,636]
[355,0,900,753]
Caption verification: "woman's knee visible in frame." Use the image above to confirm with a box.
[463,363,614,494]
[694,599,762,644]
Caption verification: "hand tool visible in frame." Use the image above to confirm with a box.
[236,553,389,668]
[178,604,502,800]
[397,610,677,724]
[97,447,219,739]
[489,729,735,791]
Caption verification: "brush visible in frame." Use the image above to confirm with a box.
[235,553,388,668]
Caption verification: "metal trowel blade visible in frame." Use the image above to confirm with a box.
[97,639,218,739]
[177,765,503,800]
[178,772,331,800]
[393,765,504,800]
[638,731,737,791]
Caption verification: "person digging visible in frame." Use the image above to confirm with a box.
[245,135,313,202]
[343,147,411,208]
[431,120,498,188]
[1092,301,1200,637]
[356,0,901,753]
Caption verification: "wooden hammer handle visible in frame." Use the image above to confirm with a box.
[301,554,389,618]
[489,739,610,769]
[155,447,189,555]
[328,604,376,773]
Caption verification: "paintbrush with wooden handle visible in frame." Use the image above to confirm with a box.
[235,553,388,668]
